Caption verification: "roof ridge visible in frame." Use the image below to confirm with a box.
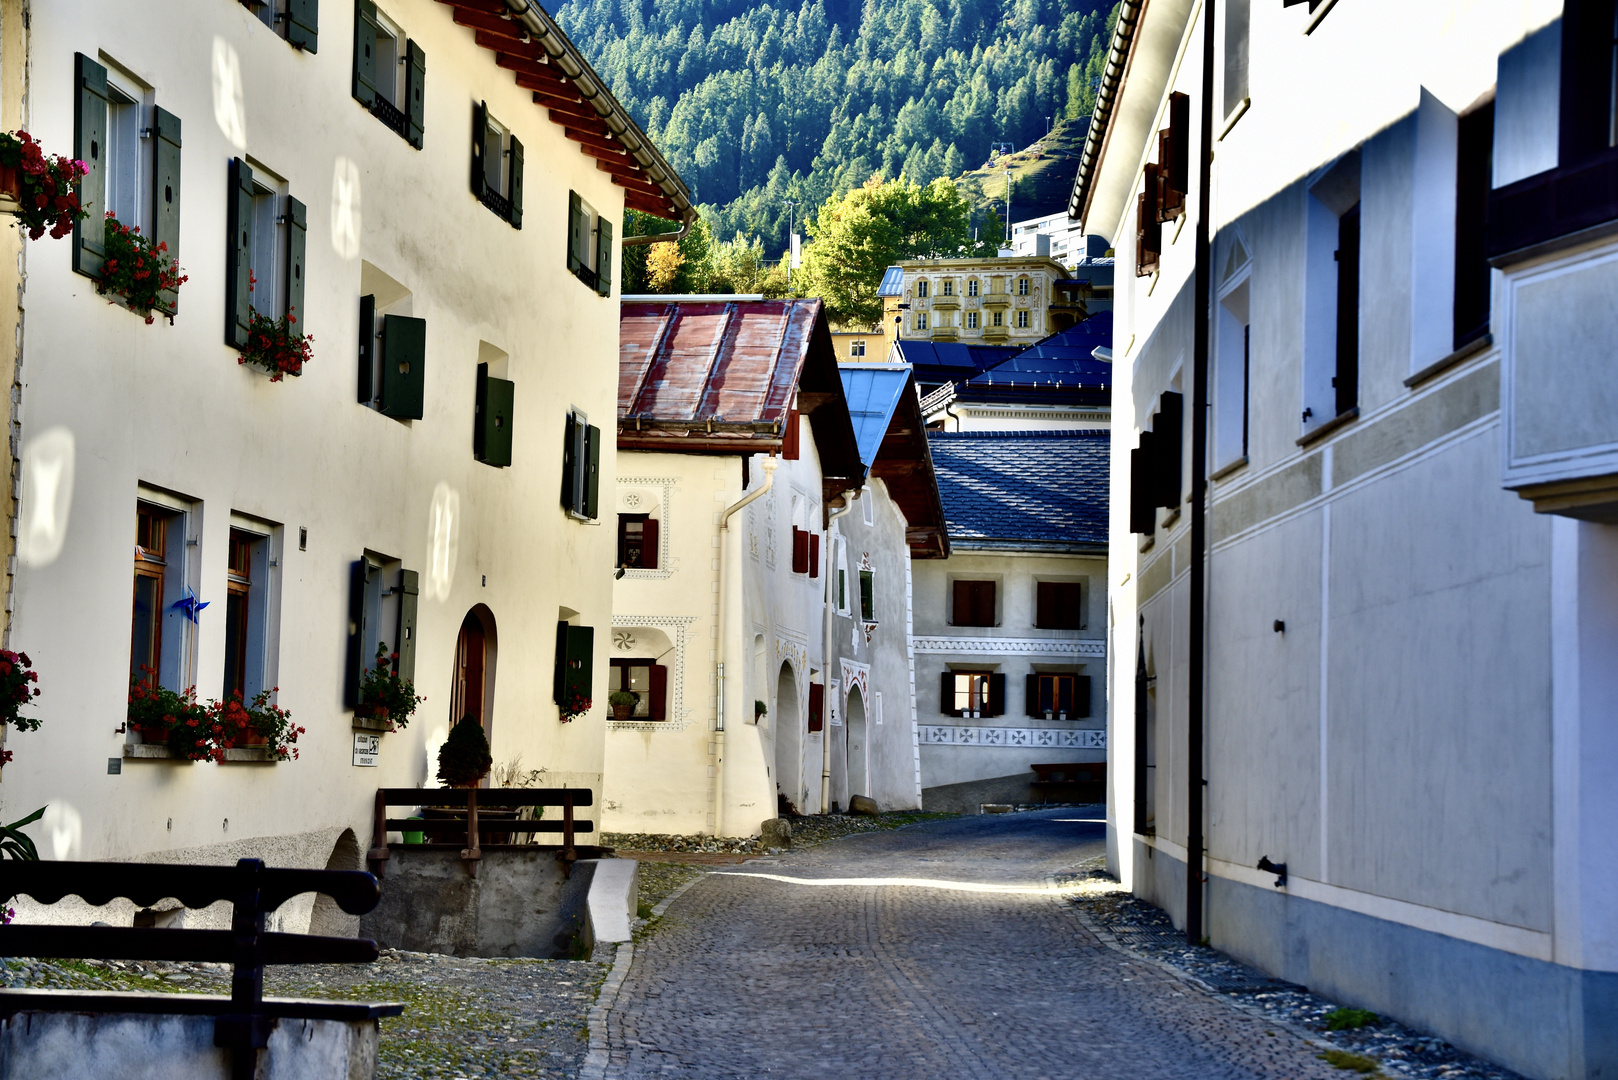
[928,429,1110,440]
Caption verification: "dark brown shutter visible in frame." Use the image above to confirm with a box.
[470,101,488,199]
[1453,99,1493,350]
[649,664,668,720]
[781,407,800,459]
[73,53,109,279]
[1155,392,1183,509]
[952,580,971,626]
[986,673,1006,718]
[939,671,957,716]
[404,39,425,149]
[287,0,319,51]
[1335,202,1361,417]
[151,107,182,315]
[357,294,376,403]
[1025,673,1041,718]
[792,528,809,573]
[225,158,254,348]
[641,517,659,569]
[808,683,825,732]
[809,533,819,578]
[1129,439,1155,533]
[1035,582,1054,628]
[1073,675,1092,719]
[977,581,996,626]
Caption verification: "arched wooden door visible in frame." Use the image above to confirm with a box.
[450,609,489,729]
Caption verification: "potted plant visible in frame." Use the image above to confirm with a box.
[558,689,592,723]
[99,214,188,324]
[210,688,305,761]
[437,715,493,788]
[127,675,217,761]
[238,273,314,381]
[0,130,86,240]
[754,699,768,723]
[608,690,638,721]
[357,642,423,730]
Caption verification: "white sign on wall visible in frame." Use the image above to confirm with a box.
[353,733,381,767]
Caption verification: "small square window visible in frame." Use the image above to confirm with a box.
[849,339,866,358]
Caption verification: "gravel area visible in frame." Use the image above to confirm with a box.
[0,949,607,1080]
[1060,859,1527,1080]
[605,809,958,859]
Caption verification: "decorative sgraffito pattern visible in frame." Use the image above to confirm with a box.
[919,725,1107,749]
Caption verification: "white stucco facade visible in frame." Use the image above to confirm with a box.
[0,0,645,889]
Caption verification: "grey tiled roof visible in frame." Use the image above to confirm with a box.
[927,430,1109,547]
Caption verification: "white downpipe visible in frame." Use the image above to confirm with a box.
[713,455,777,837]
[819,490,860,814]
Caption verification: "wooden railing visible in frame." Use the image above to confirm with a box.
[366,787,596,879]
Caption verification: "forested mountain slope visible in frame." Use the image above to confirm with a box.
[554,0,1116,246]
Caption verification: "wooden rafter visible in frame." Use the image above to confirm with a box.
[565,126,623,153]
[453,10,526,40]
[594,158,648,182]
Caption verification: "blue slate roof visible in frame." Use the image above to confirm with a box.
[1012,310,1113,364]
[839,364,911,468]
[927,430,1109,549]
[877,266,906,297]
[891,339,1027,388]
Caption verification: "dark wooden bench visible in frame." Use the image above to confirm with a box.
[0,858,401,1080]
[1030,762,1106,804]
[368,786,597,879]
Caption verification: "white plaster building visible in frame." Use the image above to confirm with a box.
[1076,1,1614,1076]
[0,0,692,908]
[602,298,873,837]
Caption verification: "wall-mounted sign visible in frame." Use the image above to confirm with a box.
[353,733,381,767]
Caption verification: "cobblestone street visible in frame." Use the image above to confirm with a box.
[602,809,1348,1080]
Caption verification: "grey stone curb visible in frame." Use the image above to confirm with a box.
[580,869,713,1080]
[1045,863,1362,1067]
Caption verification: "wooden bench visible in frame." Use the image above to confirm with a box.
[368,786,597,879]
[0,858,401,1080]
[1030,762,1106,804]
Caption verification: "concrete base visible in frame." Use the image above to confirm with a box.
[922,772,1036,813]
[1132,838,1618,1080]
[584,859,639,944]
[361,848,595,958]
[0,1008,378,1080]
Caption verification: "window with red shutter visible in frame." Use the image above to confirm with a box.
[781,407,800,460]
[952,580,995,626]
[791,527,810,573]
[809,533,820,577]
[1035,581,1082,629]
[808,682,824,731]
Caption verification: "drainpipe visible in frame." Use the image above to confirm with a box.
[620,216,693,248]
[713,455,777,837]
[1186,0,1216,947]
[819,490,860,813]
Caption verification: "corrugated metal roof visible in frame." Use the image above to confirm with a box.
[619,299,818,424]
[877,266,906,297]
[928,431,1109,549]
[839,364,911,468]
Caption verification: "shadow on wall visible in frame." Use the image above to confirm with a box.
[307,828,362,937]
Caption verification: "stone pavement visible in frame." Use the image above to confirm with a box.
[602,808,1345,1080]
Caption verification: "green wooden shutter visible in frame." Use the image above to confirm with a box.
[553,621,568,704]
[287,0,319,51]
[396,569,419,682]
[567,191,584,274]
[72,53,109,279]
[555,623,594,705]
[595,216,613,296]
[584,424,601,519]
[380,314,426,419]
[560,412,578,511]
[474,363,514,467]
[357,294,376,403]
[345,559,373,708]
[351,0,377,106]
[151,106,182,316]
[508,135,523,228]
[405,39,426,149]
[470,101,487,199]
[225,158,254,348]
[284,196,307,335]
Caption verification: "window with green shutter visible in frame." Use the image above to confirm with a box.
[560,410,600,518]
[287,0,319,51]
[151,108,182,316]
[471,102,523,228]
[554,622,594,709]
[226,158,307,355]
[567,190,610,293]
[380,313,426,420]
[346,556,416,713]
[474,363,515,467]
[595,217,613,296]
[72,54,109,279]
[353,1,422,147]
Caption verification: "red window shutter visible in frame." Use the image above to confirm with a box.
[781,408,800,460]
[641,518,659,569]
[1025,673,1042,718]
[1074,675,1091,718]
[809,533,820,578]
[940,671,957,716]
[986,673,1006,717]
[1035,582,1054,628]
[792,528,809,573]
[951,580,971,626]
[975,581,997,627]
[649,664,668,720]
[808,682,824,732]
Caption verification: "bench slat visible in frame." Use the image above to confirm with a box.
[0,863,380,916]
[381,818,595,833]
[0,926,378,966]
[375,788,595,808]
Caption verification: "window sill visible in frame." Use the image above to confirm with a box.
[352,715,393,733]
[1295,406,1359,448]
[221,747,281,764]
[1210,455,1248,481]
[122,744,186,762]
[1218,98,1250,142]
[1404,333,1492,390]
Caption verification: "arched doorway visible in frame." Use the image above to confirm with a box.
[846,686,868,801]
[450,605,498,744]
[774,662,802,815]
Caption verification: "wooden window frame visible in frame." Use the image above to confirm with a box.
[617,513,658,569]
[223,529,255,700]
[608,657,667,721]
[858,569,875,621]
[131,505,170,688]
